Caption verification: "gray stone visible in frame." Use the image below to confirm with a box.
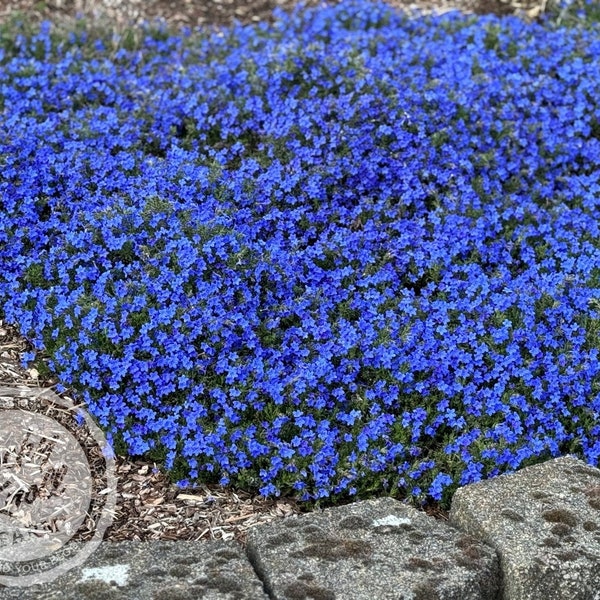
[450,455,600,600]
[0,540,269,599]
[246,496,500,600]
[6,457,600,599]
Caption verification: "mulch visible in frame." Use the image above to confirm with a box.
[0,0,544,30]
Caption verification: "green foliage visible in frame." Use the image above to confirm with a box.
[544,0,600,28]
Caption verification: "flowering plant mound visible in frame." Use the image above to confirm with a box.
[2,1,600,506]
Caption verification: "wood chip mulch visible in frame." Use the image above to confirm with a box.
[0,0,549,32]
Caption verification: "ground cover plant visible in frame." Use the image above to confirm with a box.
[1,0,600,509]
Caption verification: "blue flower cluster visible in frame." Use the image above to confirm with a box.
[2,1,600,505]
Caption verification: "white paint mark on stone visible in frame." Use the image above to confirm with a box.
[372,515,411,528]
[78,564,130,587]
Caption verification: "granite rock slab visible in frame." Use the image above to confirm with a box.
[0,540,269,600]
[246,496,500,600]
[450,454,600,600]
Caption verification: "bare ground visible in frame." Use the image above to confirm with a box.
[0,0,549,30]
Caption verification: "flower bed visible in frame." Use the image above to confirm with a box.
[1,0,600,507]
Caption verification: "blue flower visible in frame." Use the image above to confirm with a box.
[2,0,600,504]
